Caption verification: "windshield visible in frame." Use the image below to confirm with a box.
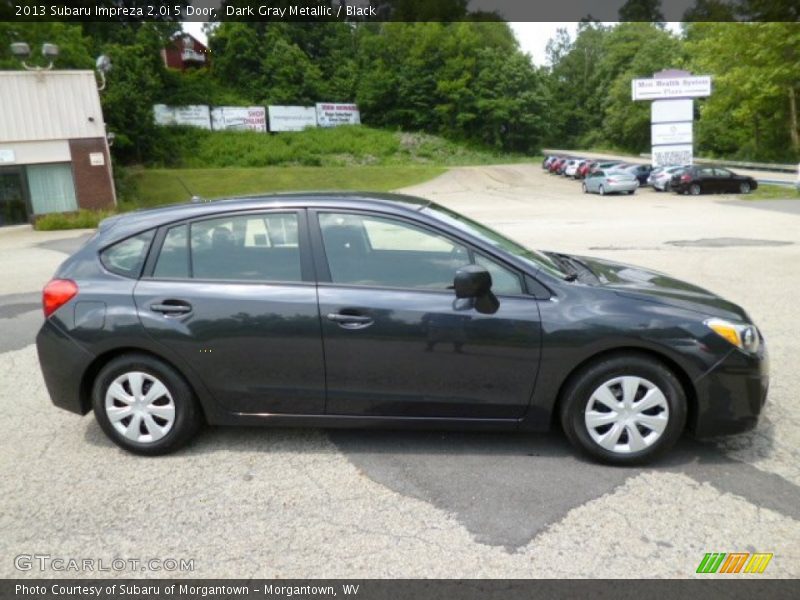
[422,203,567,278]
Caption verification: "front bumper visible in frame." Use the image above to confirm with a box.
[692,344,769,438]
[36,319,95,415]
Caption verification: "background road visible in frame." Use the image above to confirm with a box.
[1,166,798,578]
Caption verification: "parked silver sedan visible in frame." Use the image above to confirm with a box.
[649,166,688,192]
[582,169,639,195]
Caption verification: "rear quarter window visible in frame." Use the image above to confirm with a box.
[100,230,154,278]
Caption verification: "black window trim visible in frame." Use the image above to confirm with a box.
[307,207,538,298]
[140,208,315,285]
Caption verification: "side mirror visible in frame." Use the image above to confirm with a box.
[453,265,499,315]
[454,265,491,298]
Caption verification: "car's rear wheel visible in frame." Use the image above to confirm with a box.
[559,354,687,465]
[689,183,702,195]
[92,353,203,456]
[739,182,751,194]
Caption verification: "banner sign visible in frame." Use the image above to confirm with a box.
[651,99,693,124]
[153,104,211,129]
[652,143,693,167]
[211,107,267,132]
[652,122,693,146]
[268,106,318,132]
[316,103,361,127]
[632,76,712,101]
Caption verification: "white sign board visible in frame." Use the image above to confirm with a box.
[0,149,15,164]
[652,122,693,146]
[316,103,361,128]
[652,144,693,168]
[153,104,212,129]
[268,106,318,132]
[211,107,267,132]
[89,152,105,166]
[632,76,712,101]
[651,99,694,124]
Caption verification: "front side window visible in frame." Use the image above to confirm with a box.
[100,230,154,278]
[152,213,302,282]
[475,254,523,295]
[319,213,469,290]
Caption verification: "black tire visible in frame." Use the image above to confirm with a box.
[92,353,204,456]
[689,183,702,195]
[582,183,588,194]
[739,182,751,194]
[559,353,687,466]
[599,185,606,196]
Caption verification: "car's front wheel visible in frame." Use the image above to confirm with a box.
[559,354,687,465]
[739,182,751,194]
[582,183,588,194]
[92,353,203,456]
[599,185,606,196]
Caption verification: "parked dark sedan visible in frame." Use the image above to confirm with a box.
[36,193,768,465]
[624,164,654,185]
[671,166,758,195]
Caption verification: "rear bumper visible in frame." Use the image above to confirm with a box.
[36,319,94,415]
[605,182,638,193]
[692,345,769,438]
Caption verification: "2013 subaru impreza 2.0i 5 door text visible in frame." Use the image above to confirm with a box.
[36,193,768,465]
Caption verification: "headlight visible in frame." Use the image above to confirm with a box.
[704,318,761,353]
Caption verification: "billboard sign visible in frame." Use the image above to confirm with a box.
[652,144,693,167]
[652,122,693,146]
[268,106,317,132]
[632,76,712,101]
[211,107,267,132]
[651,99,693,124]
[153,104,211,129]
[316,103,361,127]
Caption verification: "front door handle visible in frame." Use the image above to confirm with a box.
[327,312,374,329]
[151,301,192,315]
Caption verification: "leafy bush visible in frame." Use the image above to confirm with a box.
[34,209,116,231]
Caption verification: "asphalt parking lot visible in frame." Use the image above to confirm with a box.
[1,165,798,578]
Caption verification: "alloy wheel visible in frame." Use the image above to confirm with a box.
[584,375,670,454]
[599,185,605,196]
[740,182,751,194]
[105,371,176,443]
[690,183,701,195]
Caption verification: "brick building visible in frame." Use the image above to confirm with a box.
[0,70,116,226]
[161,33,210,71]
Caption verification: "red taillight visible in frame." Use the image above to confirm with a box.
[607,178,616,183]
[681,174,691,182]
[43,279,78,317]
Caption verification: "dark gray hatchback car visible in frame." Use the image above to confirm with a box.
[36,193,768,464]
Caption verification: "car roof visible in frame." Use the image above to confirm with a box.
[98,192,433,243]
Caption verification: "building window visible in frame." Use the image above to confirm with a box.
[26,163,78,215]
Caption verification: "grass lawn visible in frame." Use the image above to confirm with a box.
[744,183,800,201]
[120,165,447,209]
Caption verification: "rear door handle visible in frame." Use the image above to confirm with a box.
[151,301,192,315]
[327,312,374,329]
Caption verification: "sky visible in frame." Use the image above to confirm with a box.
[182,22,683,68]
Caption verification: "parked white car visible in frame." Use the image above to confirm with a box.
[563,159,581,178]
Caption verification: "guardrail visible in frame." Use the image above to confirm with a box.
[542,148,797,174]
[640,154,797,174]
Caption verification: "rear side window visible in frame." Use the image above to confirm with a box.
[151,213,302,282]
[100,231,154,278]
